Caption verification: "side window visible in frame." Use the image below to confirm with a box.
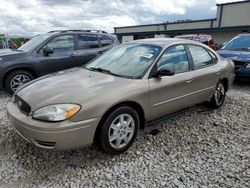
[208,50,218,62]
[45,35,74,52]
[188,45,214,69]
[157,45,189,74]
[78,34,99,49]
[100,35,114,47]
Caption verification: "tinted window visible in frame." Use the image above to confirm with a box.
[188,45,214,69]
[45,35,74,52]
[78,34,99,49]
[100,35,113,47]
[223,35,250,50]
[157,45,189,74]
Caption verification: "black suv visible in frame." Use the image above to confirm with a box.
[0,30,119,94]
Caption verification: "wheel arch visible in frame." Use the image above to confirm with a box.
[93,101,146,144]
[2,67,37,88]
[220,77,228,91]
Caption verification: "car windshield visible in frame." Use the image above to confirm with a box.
[18,34,51,52]
[223,35,250,51]
[85,43,162,78]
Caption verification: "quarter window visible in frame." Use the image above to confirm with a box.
[78,34,99,49]
[157,45,189,74]
[45,35,74,52]
[100,35,114,47]
[188,45,214,69]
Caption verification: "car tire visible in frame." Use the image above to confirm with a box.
[208,81,226,109]
[99,106,139,155]
[4,70,34,95]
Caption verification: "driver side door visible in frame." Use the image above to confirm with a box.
[149,45,194,120]
[37,34,78,76]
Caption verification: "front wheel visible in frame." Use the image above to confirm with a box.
[4,70,34,95]
[208,81,226,108]
[99,106,139,155]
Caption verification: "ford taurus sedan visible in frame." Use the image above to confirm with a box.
[7,38,235,155]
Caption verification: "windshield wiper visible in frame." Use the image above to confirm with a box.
[13,49,23,52]
[89,67,119,76]
[87,67,133,79]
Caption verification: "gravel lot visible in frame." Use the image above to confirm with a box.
[0,82,249,188]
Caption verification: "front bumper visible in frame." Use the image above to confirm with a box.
[7,101,100,150]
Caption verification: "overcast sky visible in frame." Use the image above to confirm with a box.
[0,0,244,37]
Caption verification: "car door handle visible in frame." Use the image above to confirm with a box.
[185,79,192,84]
[68,54,76,57]
[216,71,220,75]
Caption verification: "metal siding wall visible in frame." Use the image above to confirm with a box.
[167,21,211,30]
[221,3,250,27]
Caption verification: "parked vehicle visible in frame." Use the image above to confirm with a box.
[218,34,250,80]
[0,30,119,94]
[175,34,216,50]
[7,38,235,155]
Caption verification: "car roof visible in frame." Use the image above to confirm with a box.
[128,38,201,48]
[47,30,108,35]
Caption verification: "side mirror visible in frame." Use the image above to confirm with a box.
[43,48,54,56]
[153,67,175,77]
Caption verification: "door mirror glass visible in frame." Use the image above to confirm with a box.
[154,67,175,77]
[43,48,54,56]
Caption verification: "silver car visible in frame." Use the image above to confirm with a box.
[7,38,235,155]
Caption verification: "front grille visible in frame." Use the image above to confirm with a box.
[233,61,247,70]
[14,95,31,115]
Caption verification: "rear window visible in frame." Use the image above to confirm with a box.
[100,35,114,47]
[78,34,99,49]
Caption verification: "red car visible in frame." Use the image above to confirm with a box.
[175,34,216,50]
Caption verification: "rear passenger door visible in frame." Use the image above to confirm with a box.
[186,45,219,104]
[75,34,100,66]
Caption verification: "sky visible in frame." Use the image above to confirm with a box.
[0,0,245,37]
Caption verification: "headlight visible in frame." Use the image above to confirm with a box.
[32,104,81,122]
[246,64,250,69]
[0,58,3,61]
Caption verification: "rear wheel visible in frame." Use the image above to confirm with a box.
[208,81,226,108]
[4,70,34,95]
[99,106,139,155]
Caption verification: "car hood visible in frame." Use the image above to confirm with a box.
[218,49,250,63]
[0,49,22,56]
[16,68,133,111]
[0,49,24,63]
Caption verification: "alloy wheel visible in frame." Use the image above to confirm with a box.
[108,114,135,149]
[214,83,225,106]
[10,74,31,92]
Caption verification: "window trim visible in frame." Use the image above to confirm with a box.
[186,44,217,70]
[148,44,192,78]
[76,33,100,50]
